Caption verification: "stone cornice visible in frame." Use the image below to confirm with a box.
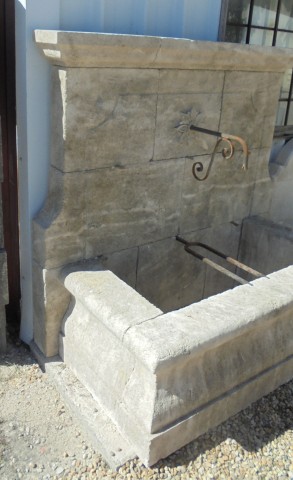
[34,30,293,72]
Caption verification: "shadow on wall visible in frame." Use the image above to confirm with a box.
[269,138,293,227]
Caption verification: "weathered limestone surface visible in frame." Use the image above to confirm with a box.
[33,247,138,357]
[32,31,293,466]
[269,138,293,227]
[51,68,159,173]
[220,72,282,150]
[154,93,222,160]
[60,267,293,466]
[84,161,184,259]
[136,221,242,311]
[250,149,273,216]
[35,30,293,71]
[33,262,71,357]
[33,32,290,356]
[239,216,293,278]
[136,237,206,312]
[179,151,258,233]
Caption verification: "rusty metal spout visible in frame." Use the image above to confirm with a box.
[187,125,250,180]
[221,133,250,171]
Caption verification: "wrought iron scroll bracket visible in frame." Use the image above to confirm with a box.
[175,123,250,181]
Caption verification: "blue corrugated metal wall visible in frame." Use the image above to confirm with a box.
[60,0,222,41]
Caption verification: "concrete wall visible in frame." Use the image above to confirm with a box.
[0,123,9,352]
[15,0,222,345]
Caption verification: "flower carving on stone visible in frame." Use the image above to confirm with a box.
[174,108,201,140]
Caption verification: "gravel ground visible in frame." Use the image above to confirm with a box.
[0,339,292,480]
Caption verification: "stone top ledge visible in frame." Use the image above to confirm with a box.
[34,30,293,72]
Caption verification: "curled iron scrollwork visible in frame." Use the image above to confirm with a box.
[174,121,250,181]
[181,124,250,181]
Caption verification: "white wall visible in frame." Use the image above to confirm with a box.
[15,0,222,343]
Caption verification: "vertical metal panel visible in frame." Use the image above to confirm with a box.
[0,0,21,330]
[60,0,222,41]
[182,0,222,41]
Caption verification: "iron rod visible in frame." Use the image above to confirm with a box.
[184,246,248,285]
[176,236,264,285]
[182,240,263,278]
[189,125,222,137]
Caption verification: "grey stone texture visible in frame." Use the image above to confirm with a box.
[32,32,293,465]
[0,123,8,352]
[35,30,293,71]
[60,266,293,466]
[33,247,139,357]
[250,149,273,216]
[33,262,71,357]
[220,72,283,150]
[269,138,293,227]
[239,216,293,279]
[32,32,290,358]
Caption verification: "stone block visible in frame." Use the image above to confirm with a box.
[52,68,159,172]
[33,167,86,268]
[60,246,139,288]
[84,160,184,258]
[89,248,138,289]
[136,236,206,312]
[220,72,282,150]
[33,245,139,357]
[60,301,158,445]
[35,30,293,72]
[124,267,293,431]
[147,355,293,466]
[270,179,293,227]
[250,149,273,216]
[63,270,161,341]
[33,262,71,357]
[158,69,225,94]
[239,216,293,277]
[180,150,257,233]
[269,141,293,226]
[0,249,8,305]
[61,271,162,441]
[154,93,222,160]
[60,266,293,466]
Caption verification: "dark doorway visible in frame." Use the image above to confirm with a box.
[0,0,21,334]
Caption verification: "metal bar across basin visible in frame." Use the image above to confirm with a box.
[176,235,264,285]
